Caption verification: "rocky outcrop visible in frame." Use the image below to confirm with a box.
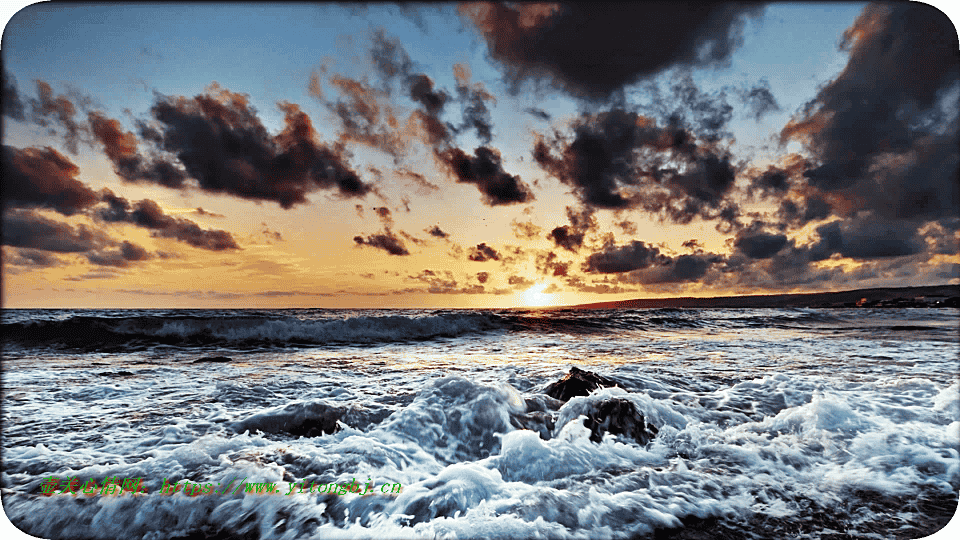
[543,366,621,402]
[232,401,344,437]
[583,397,658,445]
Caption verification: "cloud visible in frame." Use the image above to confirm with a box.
[582,240,665,273]
[453,63,495,144]
[734,231,788,259]
[524,107,551,121]
[533,109,739,224]
[738,80,781,121]
[780,3,959,223]
[86,240,152,267]
[508,275,535,288]
[27,81,86,153]
[95,192,240,251]
[92,85,373,207]
[2,246,62,269]
[467,242,501,261]
[617,252,723,285]
[325,75,406,158]
[2,145,100,216]
[2,69,26,121]
[807,219,926,261]
[510,219,542,240]
[424,225,449,238]
[438,146,534,205]
[477,271,489,283]
[460,2,762,100]
[353,229,410,256]
[193,207,225,218]
[2,209,111,253]
[547,206,596,252]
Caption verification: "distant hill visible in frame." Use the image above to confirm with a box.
[568,284,960,309]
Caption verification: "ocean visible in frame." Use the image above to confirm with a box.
[2,307,958,539]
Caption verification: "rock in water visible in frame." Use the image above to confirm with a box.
[232,401,344,437]
[193,356,233,363]
[584,397,658,445]
[544,367,620,402]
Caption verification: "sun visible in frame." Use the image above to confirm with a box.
[521,282,553,307]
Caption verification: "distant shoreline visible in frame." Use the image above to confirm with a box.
[566,284,960,309]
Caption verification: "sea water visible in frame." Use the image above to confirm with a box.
[2,308,958,539]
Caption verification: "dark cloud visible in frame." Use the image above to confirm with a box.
[86,240,152,267]
[644,73,734,139]
[615,220,637,236]
[739,80,781,121]
[372,206,393,226]
[734,231,788,259]
[2,145,100,216]
[534,109,738,223]
[2,69,26,121]
[780,3,959,223]
[409,73,449,116]
[460,2,762,100]
[2,247,62,269]
[87,111,188,189]
[326,75,406,158]
[425,225,449,238]
[524,107,551,121]
[582,240,665,273]
[547,206,596,252]
[535,251,571,277]
[193,207,225,218]
[438,146,534,206]
[27,81,86,153]
[2,209,110,253]
[95,192,240,251]
[682,239,703,251]
[453,63,495,144]
[95,86,373,207]
[807,219,926,261]
[369,30,455,148]
[618,252,723,284]
[353,229,410,256]
[467,242,501,262]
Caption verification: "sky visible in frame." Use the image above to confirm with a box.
[2,1,958,308]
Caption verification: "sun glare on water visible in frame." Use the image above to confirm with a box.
[521,283,553,307]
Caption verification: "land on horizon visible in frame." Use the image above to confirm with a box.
[566,284,960,309]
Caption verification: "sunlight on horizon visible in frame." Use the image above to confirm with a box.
[521,283,554,307]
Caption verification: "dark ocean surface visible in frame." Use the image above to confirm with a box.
[2,308,958,539]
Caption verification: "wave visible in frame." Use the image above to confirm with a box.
[1,312,504,349]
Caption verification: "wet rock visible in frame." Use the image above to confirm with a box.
[510,410,556,440]
[232,401,344,437]
[98,370,135,377]
[584,397,659,445]
[193,356,233,363]
[544,367,620,402]
[524,394,564,412]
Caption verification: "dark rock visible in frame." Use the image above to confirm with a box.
[510,410,556,441]
[544,367,620,402]
[523,394,565,412]
[584,397,658,445]
[98,370,134,377]
[194,356,233,363]
[232,402,344,437]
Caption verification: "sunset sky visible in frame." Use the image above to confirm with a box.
[2,1,958,308]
